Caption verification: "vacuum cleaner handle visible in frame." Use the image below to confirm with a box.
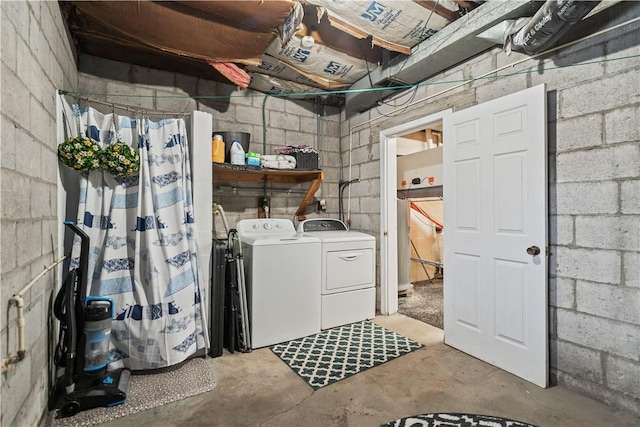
[63,221,91,379]
[64,221,90,301]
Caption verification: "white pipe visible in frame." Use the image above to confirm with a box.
[15,255,67,298]
[213,203,230,235]
[2,255,67,372]
[347,131,353,225]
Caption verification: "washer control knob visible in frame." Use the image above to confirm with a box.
[263,223,272,230]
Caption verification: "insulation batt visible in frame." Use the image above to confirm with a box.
[246,55,328,88]
[209,62,251,88]
[248,73,323,96]
[310,0,457,53]
[265,34,374,85]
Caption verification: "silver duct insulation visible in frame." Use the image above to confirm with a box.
[506,0,601,55]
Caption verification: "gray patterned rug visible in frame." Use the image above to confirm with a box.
[381,413,537,427]
[47,357,216,426]
[271,320,423,389]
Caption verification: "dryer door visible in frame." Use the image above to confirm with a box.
[324,241,375,294]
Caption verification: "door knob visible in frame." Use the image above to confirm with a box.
[527,245,541,256]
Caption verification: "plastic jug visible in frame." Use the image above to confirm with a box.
[230,139,245,165]
[212,134,225,163]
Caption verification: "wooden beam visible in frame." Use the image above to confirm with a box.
[413,0,458,22]
[295,171,324,220]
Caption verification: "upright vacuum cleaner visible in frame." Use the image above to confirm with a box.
[53,222,130,417]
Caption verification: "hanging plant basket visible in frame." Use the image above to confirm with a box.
[57,135,103,173]
[102,142,140,177]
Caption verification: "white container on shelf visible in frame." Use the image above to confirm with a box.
[230,140,245,165]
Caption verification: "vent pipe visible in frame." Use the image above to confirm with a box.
[505,0,601,54]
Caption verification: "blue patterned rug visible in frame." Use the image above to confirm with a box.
[271,320,423,389]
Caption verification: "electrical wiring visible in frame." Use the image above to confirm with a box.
[345,14,640,138]
[59,44,640,106]
[411,209,439,230]
[366,0,441,115]
[395,0,442,77]
[59,47,640,107]
[374,85,419,118]
[359,45,419,118]
[410,202,443,229]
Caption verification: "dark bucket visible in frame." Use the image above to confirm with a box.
[213,132,250,163]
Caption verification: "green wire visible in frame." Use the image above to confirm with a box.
[57,53,640,101]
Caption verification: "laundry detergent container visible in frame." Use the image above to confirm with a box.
[213,132,250,163]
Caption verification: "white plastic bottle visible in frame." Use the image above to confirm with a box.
[230,139,245,165]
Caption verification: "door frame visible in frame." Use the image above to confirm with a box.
[379,109,452,315]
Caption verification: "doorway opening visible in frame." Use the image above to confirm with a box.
[396,124,444,329]
[379,109,451,322]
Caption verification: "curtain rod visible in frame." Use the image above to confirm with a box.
[58,90,190,117]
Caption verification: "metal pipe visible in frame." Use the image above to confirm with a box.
[2,255,67,372]
[316,97,324,200]
[262,96,269,202]
[339,178,361,226]
[58,90,188,117]
[214,185,308,195]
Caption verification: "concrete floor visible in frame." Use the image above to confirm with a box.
[102,314,639,427]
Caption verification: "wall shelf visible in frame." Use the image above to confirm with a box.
[212,164,324,220]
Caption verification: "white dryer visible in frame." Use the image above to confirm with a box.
[237,218,321,348]
[298,218,376,330]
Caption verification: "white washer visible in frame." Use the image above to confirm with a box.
[237,218,321,348]
[298,218,376,330]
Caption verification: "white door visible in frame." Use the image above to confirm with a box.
[443,84,548,387]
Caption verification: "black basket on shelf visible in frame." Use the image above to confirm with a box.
[291,150,319,170]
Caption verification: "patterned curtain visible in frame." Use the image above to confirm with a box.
[66,103,208,370]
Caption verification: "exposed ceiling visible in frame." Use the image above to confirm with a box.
[60,1,496,108]
[62,0,606,113]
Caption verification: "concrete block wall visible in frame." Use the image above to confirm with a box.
[341,3,639,417]
[76,56,342,235]
[208,89,341,231]
[2,2,636,424]
[1,1,78,426]
[544,6,640,415]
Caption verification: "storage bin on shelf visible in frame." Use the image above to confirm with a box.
[275,145,319,170]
